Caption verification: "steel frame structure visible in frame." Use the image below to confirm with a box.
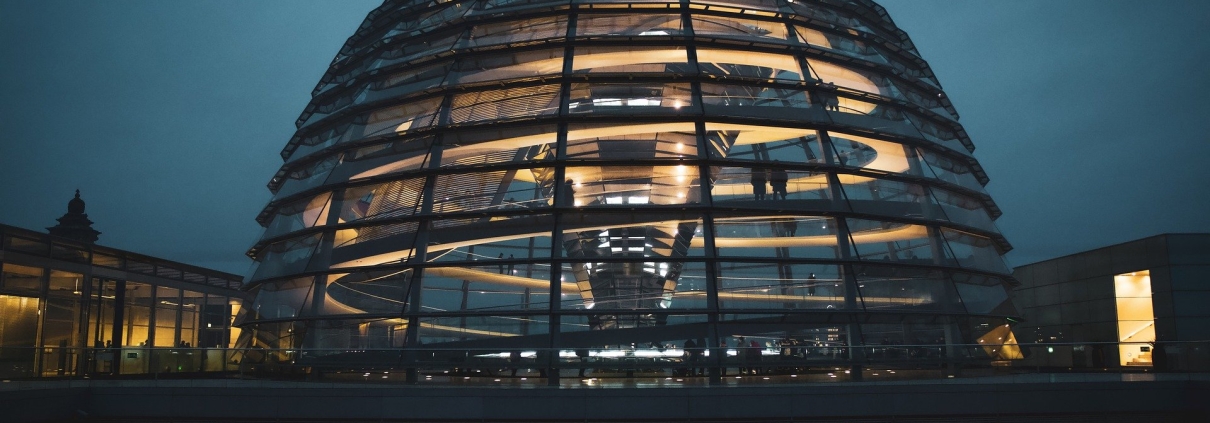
[238,0,1021,384]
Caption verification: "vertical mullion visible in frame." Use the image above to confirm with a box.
[403,94,452,383]
[543,7,577,387]
[682,0,723,385]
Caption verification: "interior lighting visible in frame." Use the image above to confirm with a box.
[238,0,1018,377]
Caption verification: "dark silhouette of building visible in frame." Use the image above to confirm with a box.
[46,190,100,244]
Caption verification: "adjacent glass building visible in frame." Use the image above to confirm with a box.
[239,0,1020,380]
[0,221,245,379]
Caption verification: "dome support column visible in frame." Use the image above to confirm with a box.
[404,98,452,384]
[546,123,571,387]
[683,3,723,385]
[693,118,723,386]
[822,131,867,381]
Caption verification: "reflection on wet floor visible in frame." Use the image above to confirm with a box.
[320,367,960,388]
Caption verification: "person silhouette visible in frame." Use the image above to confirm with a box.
[750,168,768,200]
[562,179,576,207]
[820,82,840,111]
[683,339,698,376]
[769,165,788,200]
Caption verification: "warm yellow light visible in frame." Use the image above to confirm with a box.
[1114,270,1154,367]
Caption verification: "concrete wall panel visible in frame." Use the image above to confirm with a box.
[1168,265,1210,292]
[1167,235,1210,266]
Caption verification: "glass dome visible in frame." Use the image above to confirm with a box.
[237,0,1021,381]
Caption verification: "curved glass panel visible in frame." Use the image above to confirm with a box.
[576,13,683,37]
[249,277,315,320]
[462,16,567,49]
[449,85,561,124]
[263,193,332,240]
[854,265,963,312]
[691,15,791,43]
[712,216,844,260]
[953,273,1011,315]
[337,178,426,224]
[572,45,690,74]
[568,83,693,115]
[452,48,565,84]
[566,123,697,160]
[698,49,803,82]
[716,262,848,310]
[940,228,1009,274]
[564,165,701,207]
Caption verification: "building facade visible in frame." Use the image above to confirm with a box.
[240,0,1019,381]
[0,196,245,378]
[1011,233,1210,371]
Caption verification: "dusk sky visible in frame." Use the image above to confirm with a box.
[1,0,1207,276]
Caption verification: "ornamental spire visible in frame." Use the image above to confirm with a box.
[47,189,101,243]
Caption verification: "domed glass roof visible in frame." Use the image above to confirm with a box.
[237,0,1021,382]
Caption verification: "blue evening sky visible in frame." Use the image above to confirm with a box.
[1,0,1207,275]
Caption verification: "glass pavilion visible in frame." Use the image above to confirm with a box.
[238,0,1021,383]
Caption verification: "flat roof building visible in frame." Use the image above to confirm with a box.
[1011,233,1210,371]
[0,192,246,379]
